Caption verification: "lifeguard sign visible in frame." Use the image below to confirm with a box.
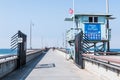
[85,23,101,40]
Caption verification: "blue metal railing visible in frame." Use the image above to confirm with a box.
[11,33,18,51]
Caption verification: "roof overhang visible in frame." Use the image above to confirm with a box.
[74,13,112,17]
[65,13,115,21]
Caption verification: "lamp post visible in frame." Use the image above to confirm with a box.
[30,21,34,49]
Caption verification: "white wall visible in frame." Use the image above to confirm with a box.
[84,60,120,80]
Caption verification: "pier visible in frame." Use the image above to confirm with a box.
[0,13,119,80]
[0,16,120,79]
[1,49,102,80]
[0,1,120,80]
[0,48,120,80]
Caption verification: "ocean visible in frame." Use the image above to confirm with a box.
[0,48,120,56]
[110,49,120,52]
[0,49,17,56]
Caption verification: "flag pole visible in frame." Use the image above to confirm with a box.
[73,0,75,29]
[106,0,109,14]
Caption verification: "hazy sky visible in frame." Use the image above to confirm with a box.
[0,0,120,49]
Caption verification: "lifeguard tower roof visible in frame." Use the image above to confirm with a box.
[65,13,114,21]
[75,13,112,16]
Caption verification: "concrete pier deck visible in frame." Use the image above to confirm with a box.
[2,49,102,80]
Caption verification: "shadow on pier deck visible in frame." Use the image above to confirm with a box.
[1,51,46,80]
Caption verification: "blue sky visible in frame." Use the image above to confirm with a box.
[0,0,120,49]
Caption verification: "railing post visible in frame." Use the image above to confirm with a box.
[11,30,27,69]
[17,31,27,68]
[75,31,85,69]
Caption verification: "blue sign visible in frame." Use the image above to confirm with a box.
[85,23,101,40]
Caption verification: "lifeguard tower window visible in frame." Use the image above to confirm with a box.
[89,16,98,23]
[89,17,93,22]
[94,17,98,22]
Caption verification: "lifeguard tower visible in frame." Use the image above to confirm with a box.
[65,13,114,55]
